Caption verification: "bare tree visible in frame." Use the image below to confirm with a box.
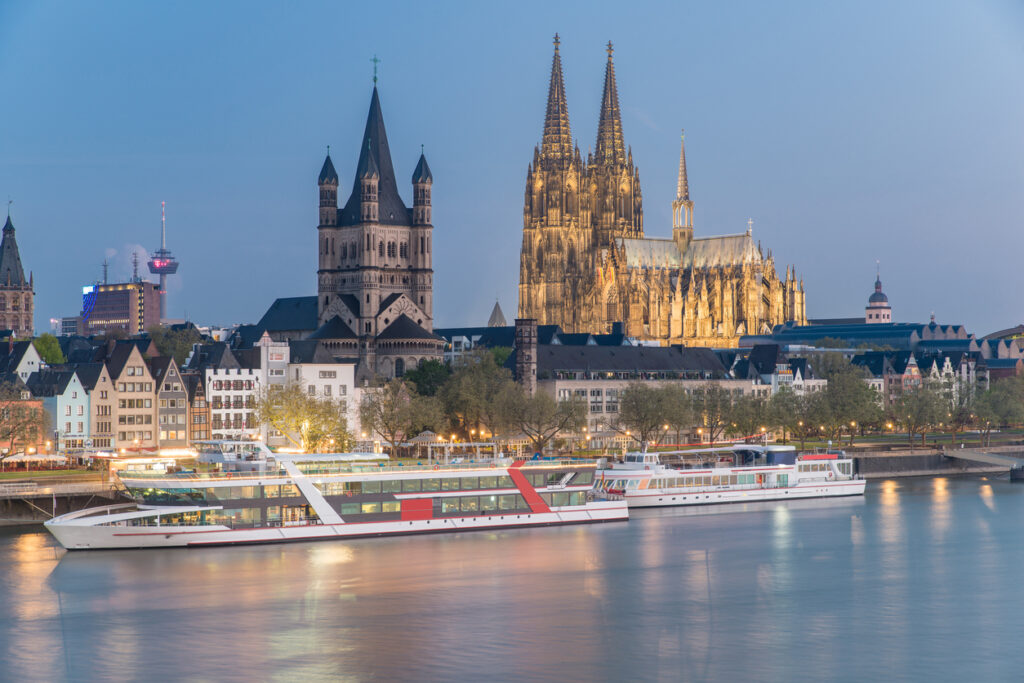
[0,384,49,461]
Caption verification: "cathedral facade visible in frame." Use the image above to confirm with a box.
[0,215,34,338]
[316,85,443,379]
[517,38,806,348]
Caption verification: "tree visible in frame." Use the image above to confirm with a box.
[254,383,352,453]
[506,390,585,453]
[662,386,695,446]
[616,383,673,450]
[360,379,444,455]
[147,325,204,366]
[403,359,450,397]
[490,347,513,367]
[769,386,802,444]
[974,378,1024,447]
[440,349,517,438]
[0,384,49,461]
[813,359,882,445]
[942,377,976,445]
[691,384,733,443]
[33,334,65,365]
[729,393,771,441]
[892,381,946,449]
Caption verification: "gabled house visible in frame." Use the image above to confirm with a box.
[149,356,188,450]
[27,368,88,450]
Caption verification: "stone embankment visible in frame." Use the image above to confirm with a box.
[851,445,1024,479]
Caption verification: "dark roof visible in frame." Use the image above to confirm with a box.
[0,216,27,287]
[525,344,727,377]
[26,369,76,397]
[412,153,432,183]
[748,344,781,376]
[288,340,338,364]
[789,357,810,379]
[376,315,441,341]
[985,358,1023,369]
[984,324,1024,340]
[339,294,361,318]
[591,333,629,347]
[537,325,563,345]
[105,341,141,378]
[378,293,403,314]
[0,340,34,375]
[147,356,175,383]
[256,296,318,333]
[68,362,104,390]
[308,316,357,341]
[233,348,262,370]
[231,324,264,350]
[186,343,240,372]
[554,333,594,346]
[851,352,892,378]
[339,87,412,228]
[183,372,204,401]
[318,154,339,184]
[808,317,865,326]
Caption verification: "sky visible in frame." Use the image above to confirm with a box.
[1,0,1023,336]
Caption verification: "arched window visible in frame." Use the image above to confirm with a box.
[394,358,405,377]
[341,244,347,260]
[378,241,384,257]
[400,242,408,258]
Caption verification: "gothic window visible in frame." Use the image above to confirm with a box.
[387,242,396,258]
[395,358,405,377]
[420,237,425,254]
[341,244,347,260]
[378,241,384,257]
[427,237,430,253]
[351,242,357,259]
[400,242,408,258]
[366,234,371,250]
[330,238,335,255]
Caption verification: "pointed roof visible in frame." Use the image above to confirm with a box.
[308,315,357,341]
[412,152,432,183]
[487,301,507,328]
[594,41,626,166]
[676,130,689,201]
[318,154,338,185]
[0,216,27,288]
[541,34,573,160]
[376,314,442,341]
[340,87,411,226]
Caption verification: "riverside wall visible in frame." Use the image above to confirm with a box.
[852,445,1024,479]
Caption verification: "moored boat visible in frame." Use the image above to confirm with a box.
[595,445,865,508]
[44,447,627,550]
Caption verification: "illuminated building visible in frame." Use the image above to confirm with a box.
[81,280,161,336]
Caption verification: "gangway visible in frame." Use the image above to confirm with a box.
[941,447,1024,474]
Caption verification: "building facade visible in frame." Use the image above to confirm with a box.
[81,281,161,336]
[0,216,34,338]
[517,38,806,348]
[315,85,443,378]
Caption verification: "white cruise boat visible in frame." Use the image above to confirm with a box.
[595,445,865,508]
[44,447,627,550]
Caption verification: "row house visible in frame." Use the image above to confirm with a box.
[26,369,88,450]
[185,343,261,440]
[183,373,210,442]
[150,356,189,450]
[106,341,159,451]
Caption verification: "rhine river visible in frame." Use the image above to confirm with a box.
[3,475,1024,681]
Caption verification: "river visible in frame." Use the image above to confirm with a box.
[2,475,1024,681]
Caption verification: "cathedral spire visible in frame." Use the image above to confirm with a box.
[672,129,694,230]
[595,41,625,166]
[541,34,573,160]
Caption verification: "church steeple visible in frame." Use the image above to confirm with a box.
[541,34,573,160]
[672,130,694,230]
[595,41,625,166]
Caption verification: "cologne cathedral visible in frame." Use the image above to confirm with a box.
[517,37,806,348]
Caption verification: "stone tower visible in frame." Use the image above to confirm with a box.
[316,85,440,378]
[0,215,33,338]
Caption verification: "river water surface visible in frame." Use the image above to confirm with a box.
[3,476,1024,681]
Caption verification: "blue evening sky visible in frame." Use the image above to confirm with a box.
[1,1,1022,335]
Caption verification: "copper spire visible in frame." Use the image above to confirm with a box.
[541,33,573,160]
[595,40,625,165]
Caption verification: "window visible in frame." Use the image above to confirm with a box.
[77,406,83,416]
[64,406,71,416]
[65,422,71,433]
[319,370,336,379]
[308,385,316,395]
[361,502,381,514]
[323,385,331,397]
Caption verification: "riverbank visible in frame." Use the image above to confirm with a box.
[852,446,1024,479]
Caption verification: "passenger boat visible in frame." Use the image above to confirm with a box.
[44,447,627,550]
[595,445,865,508]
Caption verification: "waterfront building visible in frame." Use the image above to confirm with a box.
[315,84,443,379]
[0,216,34,338]
[517,38,806,348]
[81,280,161,336]
[76,362,114,450]
[26,368,89,450]
[184,343,260,441]
[106,342,158,451]
[149,356,188,450]
[183,373,210,442]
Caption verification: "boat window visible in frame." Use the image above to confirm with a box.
[266,506,281,522]
[363,481,382,494]
[442,498,461,513]
[480,495,498,511]
[461,477,479,490]
[402,479,421,492]
[498,495,518,510]
[498,475,515,488]
[361,502,381,514]
[479,476,498,489]
[551,492,569,507]
[626,480,640,489]
[441,478,458,491]
[570,491,586,506]
[340,503,359,515]
[382,479,401,493]
[423,478,441,491]
[573,471,594,485]
[528,473,546,487]
[460,497,479,512]
[382,501,400,513]
[280,484,299,497]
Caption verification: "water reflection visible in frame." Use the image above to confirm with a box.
[2,478,1024,680]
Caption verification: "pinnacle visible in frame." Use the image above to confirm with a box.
[541,35,573,160]
[595,42,625,166]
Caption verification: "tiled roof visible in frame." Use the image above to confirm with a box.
[376,315,441,341]
[256,296,318,333]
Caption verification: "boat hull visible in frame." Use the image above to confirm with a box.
[45,502,628,550]
[612,480,866,509]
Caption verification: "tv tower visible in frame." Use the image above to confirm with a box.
[147,201,179,320]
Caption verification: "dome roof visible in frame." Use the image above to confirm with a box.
[868,276,888,305]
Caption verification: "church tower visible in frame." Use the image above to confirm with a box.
[587,42,642,246]
[0,214,33,338]
[671,131,694,251]
[518,34,592,330]
[316,84,440,378]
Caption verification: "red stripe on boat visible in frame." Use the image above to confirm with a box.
[507,467,551,514]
